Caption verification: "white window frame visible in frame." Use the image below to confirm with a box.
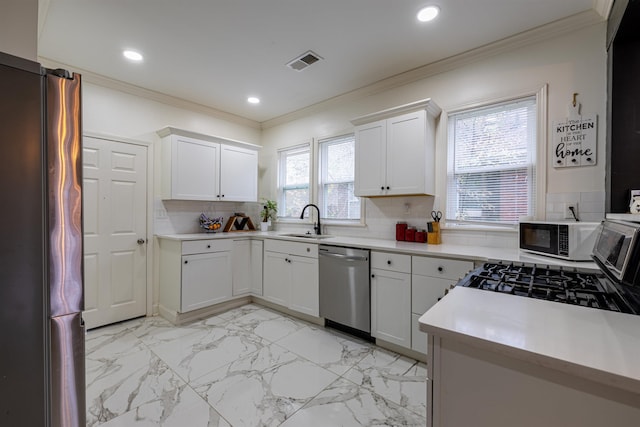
[445,85,547,227]
[277,142,311,219]
[317,133,362,223]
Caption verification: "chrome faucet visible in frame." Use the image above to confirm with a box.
[300,204,321,235]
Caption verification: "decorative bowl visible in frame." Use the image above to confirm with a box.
[199,213,223,233]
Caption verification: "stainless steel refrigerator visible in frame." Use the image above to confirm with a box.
[0,51,85,426]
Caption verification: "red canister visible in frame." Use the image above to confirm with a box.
[405,227,416,242]
[396,222,407,241]
[415,230,426,243]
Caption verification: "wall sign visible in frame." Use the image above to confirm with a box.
[552,97,597,168]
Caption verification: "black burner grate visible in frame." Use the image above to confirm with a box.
[459,262,629,313]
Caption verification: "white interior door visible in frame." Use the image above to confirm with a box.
[83,136,147,329]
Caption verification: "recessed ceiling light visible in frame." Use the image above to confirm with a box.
[417,6,440,22]
[247,97,260,104]
[123,50,143,62]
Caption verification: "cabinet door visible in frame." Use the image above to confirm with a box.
[354,120,387,196]
[289,255,319,316]
[412,275,453,315]
[219,145,258,202]
[386,110,427,196]
[232,240,251,296]
[181,251,231,312]
[171,136,219,200]
[371,267,411,348]
[263,251,290,307]
[250,240,263,295]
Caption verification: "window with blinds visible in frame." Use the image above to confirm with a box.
[446,96,537,225]
[318,134,360,220]
[278,144,310,218]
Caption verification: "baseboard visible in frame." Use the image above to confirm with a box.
[250,296,324,326]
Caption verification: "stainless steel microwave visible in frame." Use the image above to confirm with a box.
[519,221,601,261]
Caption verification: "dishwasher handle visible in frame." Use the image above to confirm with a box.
[319,252,368,262]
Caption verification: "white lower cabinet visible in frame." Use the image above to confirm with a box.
[263,251,290,306]
[232,239,263,296]
[158,238,234,316]
[182,250,232,312]
[250,240,264,295]
[371,251,411,348]
[411,256,473,353]
[263,240,319,317]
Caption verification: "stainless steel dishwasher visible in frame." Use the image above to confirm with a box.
[319,245,371,337]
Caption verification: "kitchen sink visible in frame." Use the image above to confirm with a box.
[281,233,334,240]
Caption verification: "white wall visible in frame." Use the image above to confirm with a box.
[260,22,608,243]
[1,0,38,60]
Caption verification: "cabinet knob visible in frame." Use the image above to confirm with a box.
[371,274,375,278]
[387,260,392,265]
[386,186,390,190]
[184,260,188,264]
[380,186,384,190]
[137,238,145,245]
[221,194,225,198]
[437,266,444,272]
[207,244,211,248]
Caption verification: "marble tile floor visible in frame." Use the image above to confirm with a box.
[86,303,427,426]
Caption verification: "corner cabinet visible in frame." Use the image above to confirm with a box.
[351,99,441,197]
[411,256,473,354]
[158,127,259,202]
[262,239,319,317]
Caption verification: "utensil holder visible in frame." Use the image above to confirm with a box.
[427,222,442,244]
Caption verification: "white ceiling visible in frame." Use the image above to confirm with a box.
[37,0,606,124]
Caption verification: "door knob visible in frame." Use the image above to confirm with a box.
[137,238,146,245]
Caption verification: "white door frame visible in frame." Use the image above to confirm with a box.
[84,132,155,318]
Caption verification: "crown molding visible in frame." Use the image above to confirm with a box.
[261,9,605,130]
[37,57,262,130]
[593,0,614,19]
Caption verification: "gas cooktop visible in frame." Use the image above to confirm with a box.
[458,262,636,314]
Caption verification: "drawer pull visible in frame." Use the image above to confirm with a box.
[438,266,444,272]
[387,260,392,265]
[371,274,375,278]
[207,244,211,249]
[184,260,188,264]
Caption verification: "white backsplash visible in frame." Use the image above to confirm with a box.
[154,199,262,235]
[545,191,605,222]
[155,191,605,248]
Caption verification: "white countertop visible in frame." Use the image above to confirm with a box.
[156,232,598,270]
[419,286,640,395]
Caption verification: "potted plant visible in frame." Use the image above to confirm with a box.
[260,199,277,231]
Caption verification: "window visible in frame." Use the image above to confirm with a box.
[447,96,537,225]
[318,134,360,220]
[277,144,310,218]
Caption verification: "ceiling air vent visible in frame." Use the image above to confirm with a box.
[286,50,323,71]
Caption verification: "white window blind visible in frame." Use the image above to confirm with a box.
[278,144,310,218]
[318,134,360,220]
[447,96,537,225]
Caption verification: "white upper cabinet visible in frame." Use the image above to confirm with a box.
[158,127,259,202]
[352,99,441,197]
[220,144,258,202]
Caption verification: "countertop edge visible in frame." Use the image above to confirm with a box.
[418,288,640,396]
